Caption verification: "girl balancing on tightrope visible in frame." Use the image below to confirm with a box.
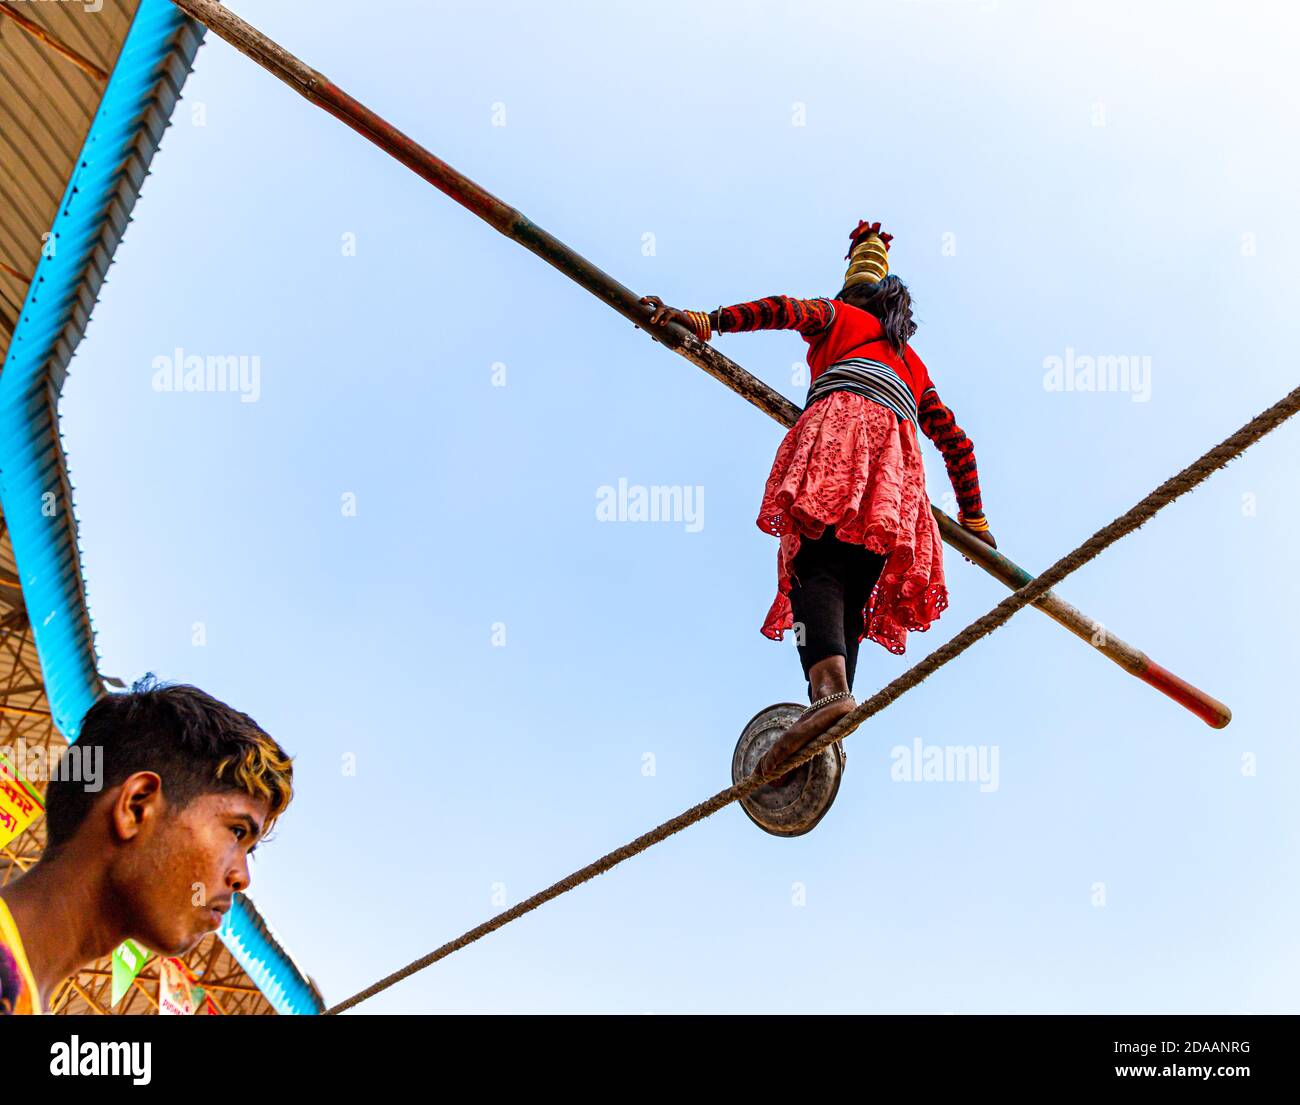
[640,218,997,786]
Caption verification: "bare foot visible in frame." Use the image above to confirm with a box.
[755,696,856,788]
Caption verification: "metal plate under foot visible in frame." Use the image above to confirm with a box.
[732,701,845,838]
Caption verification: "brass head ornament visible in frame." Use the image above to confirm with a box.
[843,219,893,288]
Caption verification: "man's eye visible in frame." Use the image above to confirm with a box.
[231,825,246,840]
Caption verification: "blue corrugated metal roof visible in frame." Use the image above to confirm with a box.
[0,0,321,1016]
[219,896,324,1016]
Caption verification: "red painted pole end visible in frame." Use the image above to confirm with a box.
[1139,659,1232,729]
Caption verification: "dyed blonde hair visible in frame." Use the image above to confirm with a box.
[217,728,294,828]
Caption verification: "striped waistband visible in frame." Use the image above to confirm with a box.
[804,357,919,426]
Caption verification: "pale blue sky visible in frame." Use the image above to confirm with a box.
[58,0,1299,1012]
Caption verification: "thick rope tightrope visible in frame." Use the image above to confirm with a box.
[326,384,1300,1014]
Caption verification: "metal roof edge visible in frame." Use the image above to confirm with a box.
[219,895,327,1016]
[0,0,203,742]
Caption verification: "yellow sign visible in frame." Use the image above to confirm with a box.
[0,752,43,848]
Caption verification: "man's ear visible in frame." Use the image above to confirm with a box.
[112,772,164,843]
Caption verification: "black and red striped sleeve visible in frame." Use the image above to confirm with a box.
[918,385,983,519]
[710,296,835,338]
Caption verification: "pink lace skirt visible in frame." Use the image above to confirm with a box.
[757,391,948,655]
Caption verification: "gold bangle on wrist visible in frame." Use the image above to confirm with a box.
[960,513,989,532]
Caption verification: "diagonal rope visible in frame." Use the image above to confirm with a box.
[325,384,1300,1014]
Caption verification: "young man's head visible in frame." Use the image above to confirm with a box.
[42,676,293,956]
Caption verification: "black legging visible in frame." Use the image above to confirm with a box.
[788,525,888,698]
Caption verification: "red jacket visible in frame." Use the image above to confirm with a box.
[715,294,983,518]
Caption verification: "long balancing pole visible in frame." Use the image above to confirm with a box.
[167,0,1231,728]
